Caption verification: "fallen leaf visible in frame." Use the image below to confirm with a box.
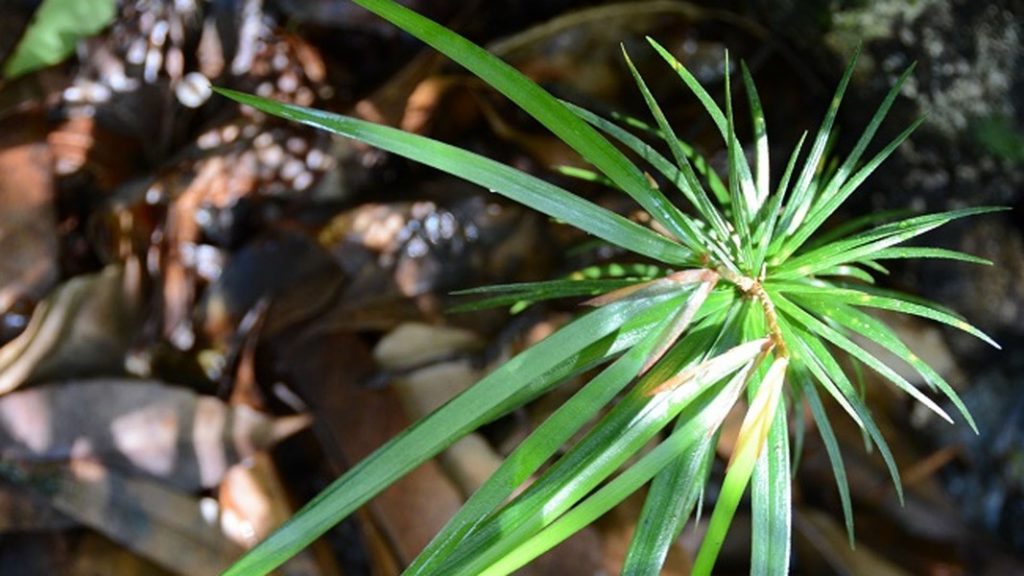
[219,454,339,576]
[0,481,74,533]
[0,379,310,490]
[795,509,910,576]
[0,112,58,344]
[0,264,141,394]
[9,458,242,576]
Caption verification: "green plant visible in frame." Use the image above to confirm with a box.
[216,1,1001,574]
[3,0,116,80]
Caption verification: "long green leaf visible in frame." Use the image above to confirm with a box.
[774,294,953,423]
[646,37,758,208]
[777,316,904,503]
[348,0,696,245]
[565,101,736,265]
[794,296,976,431]
[870,246,992,265]
[408,295,687,574]
[779,64,917,258]
[223,290,677,576]
[216,88,693,266]
[622,433,715,575]
[777,46,860,236]
[771,281,999,348]
[723,51,756,269]
[755,131,807,269]
[445,334,765,575]
[750,397,792,575]
[481,359,757,576]
[800,376,855,547]
[773,207,1006,277]
[565,103,729,204]
[620,47,732,247]
[448,278,640,312]
[741,61,769,210]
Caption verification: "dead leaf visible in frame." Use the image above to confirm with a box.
[268,330,464,565]
[68,532,177,576]
[0,264,142,395]
[0,112,58,339]
[219,454,340,576]
[0,481,74,533]
[0,379,310,490]
[10,459,242,576]
[795,509,911,576]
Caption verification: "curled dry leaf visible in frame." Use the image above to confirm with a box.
[0,379,310,490]
[0,264,142,395]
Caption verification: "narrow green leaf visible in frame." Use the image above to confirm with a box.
[408,295,686,575]
[620,47,732,247]
[448,278,639,312]
[222,290,677,576]
[801,376,856,547]
[723,51,756,269]
[621,430,715,576]
[564,101,736,265]
[600,107,731,205]
[775,317,862,429]
[756,131,807,269]
[815,264,876,284]
[215,88,694,266]
[801,209,914,252]
[780,115,925,260]
[750,397,792,575]
[782,64,918,256]
[774,294,953,424]
[481,358,757,576]
[348,0,696,246]
[647,37,726,135]
[740,61,769,210]
[770,281,999,348]
[794,296,977,432]
[773,207,1006,278]
[869,246,992,265]
[777,315,904,504]
[778,46,860,236]
[646,37,759,208]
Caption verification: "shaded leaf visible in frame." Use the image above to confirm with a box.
[0,380,310,490]
[5,459,242,575]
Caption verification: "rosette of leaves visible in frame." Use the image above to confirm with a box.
[217,1,1001,574]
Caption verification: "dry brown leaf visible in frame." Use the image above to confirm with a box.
[219,454,339,576]
[0,379,310,490]
[273,331,464,565]
[0,112,58,338]
[0,264,142,395]
[794,509,911,576]
[10,459,242,576]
